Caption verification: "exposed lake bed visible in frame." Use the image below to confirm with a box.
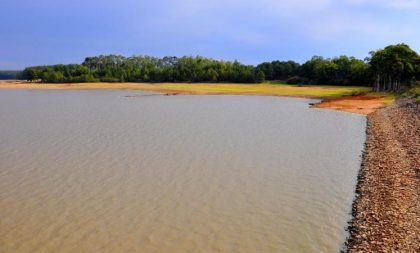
[0,89,367,252]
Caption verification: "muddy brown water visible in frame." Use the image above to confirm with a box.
[0,90,366,253]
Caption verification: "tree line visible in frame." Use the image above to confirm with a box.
[21,43,419,91]
[0,71,24,80]
[24,56,264,83]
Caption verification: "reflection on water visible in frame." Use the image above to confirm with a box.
[0,90,366,253]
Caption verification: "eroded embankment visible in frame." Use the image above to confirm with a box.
[346,98,420,252]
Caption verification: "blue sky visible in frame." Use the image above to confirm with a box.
[1,0,419,69]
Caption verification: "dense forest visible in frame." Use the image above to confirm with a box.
[19,43,420,91]
[23,56,261,83]
[0,71,23,80]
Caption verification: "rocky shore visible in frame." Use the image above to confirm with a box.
[346,98,420,252]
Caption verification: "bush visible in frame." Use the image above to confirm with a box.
[99,77,121,83]
[286,76,309,84]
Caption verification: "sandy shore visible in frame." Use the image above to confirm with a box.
[0,81,390,115]
[346,98,420,252]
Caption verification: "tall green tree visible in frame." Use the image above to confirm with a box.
[369,44,419,92]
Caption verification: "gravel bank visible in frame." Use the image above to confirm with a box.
[346,98,420,252]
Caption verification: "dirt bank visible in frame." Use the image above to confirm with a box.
[346,98,419,252]
[313,95,394,115]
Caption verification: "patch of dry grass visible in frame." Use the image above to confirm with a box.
[0,81,372,99]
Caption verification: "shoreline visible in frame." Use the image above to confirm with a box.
[0,81,392,115]
[345,98,419,252]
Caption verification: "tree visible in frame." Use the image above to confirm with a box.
[256,62,273,80]
[254,70,265,83]
[369,44,419,92]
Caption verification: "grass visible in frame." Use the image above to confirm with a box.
[132,82,372,98]
[365,91,398,104]
[399,85,420,104]
[0,81,374,99]
[415,86,420,103]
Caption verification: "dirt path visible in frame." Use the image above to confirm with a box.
[346,98,420,252]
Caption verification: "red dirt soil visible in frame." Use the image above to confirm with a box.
[313,95,392,115]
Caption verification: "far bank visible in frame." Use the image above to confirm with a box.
[0,81,394,115]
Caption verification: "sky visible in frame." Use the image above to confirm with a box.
[0,0,419,69]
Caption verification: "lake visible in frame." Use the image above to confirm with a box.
[0,90,366,253]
